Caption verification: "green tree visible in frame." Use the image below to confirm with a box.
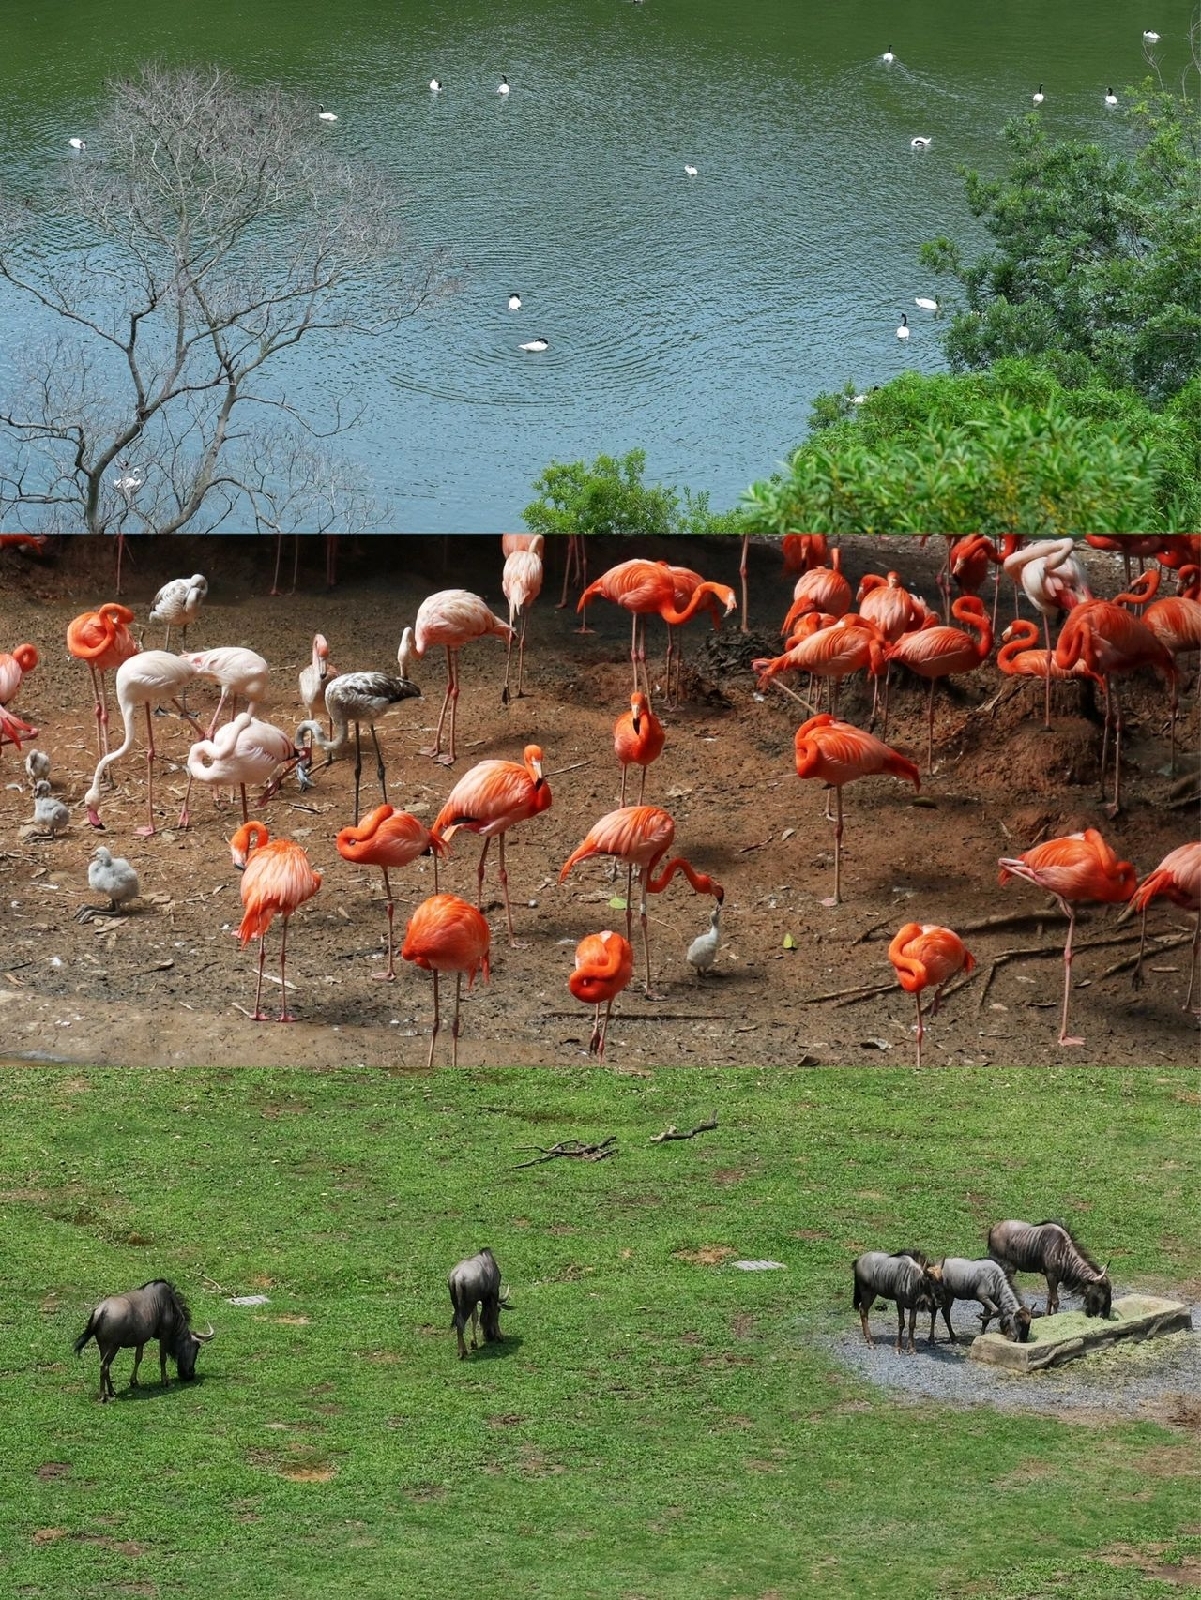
[523,448,738,537]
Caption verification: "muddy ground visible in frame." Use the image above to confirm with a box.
[0,534,1197,1069]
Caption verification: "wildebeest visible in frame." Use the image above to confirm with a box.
[929,1258,1032,1344]
[988,1219,1113,1318]
[73,1280,215,1401]
[852,1250,940,1354]
[448,1248,511,1360]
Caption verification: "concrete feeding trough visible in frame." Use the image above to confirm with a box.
[968,1294,1192,1372]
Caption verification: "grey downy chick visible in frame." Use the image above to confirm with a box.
[31,779,69,837]
[76,845,140,922]
[687,903,721,979]
[25,749,51,788]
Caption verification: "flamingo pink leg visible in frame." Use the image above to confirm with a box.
[134,703,158,837]
[1058,904,1083,1047]
[427,970,441,1069]
[277,917,295,1022]
[373,868,397,981]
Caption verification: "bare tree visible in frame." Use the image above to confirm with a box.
[0,63,449,533]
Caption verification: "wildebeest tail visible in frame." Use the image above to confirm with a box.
[73,1312,98,1355]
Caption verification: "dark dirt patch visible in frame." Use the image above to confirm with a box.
[34,1462,72,1481]
[1,534,1196,1069]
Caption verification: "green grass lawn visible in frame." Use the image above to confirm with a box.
[0,1066,1197,1599]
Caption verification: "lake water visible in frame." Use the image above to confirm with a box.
[0,0,1185,530]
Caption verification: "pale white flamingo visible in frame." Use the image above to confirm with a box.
[182,713,300,829]
[182,647,270,737]
[412,590,514,765]
[84,652,201,834]
[501,535,544,704]
[149,575,207,650]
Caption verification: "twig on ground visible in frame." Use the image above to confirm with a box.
[811,980,894,1004]
[769,680,818,714]
[514,1137,617,1169]
[1100,931,1192,980]
[649,1116,718,1144]
[546,759,593,778]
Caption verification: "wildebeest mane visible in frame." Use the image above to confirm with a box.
[1033,1221,1102,1276]
[139,1279,193,1355]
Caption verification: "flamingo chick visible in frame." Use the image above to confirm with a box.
[31,780,69,838]
[24,749,51,788]
[336,805,447,979]
[76,846,141,922]
[569,930,635,1056]
[687,903,722,979]
[84,652,201,834]
[998,829,1136,1046]
[230,822,323,1023]
[559,805,722,997]
[793,714,920,906]
[430,745,553,945]
[1130,842,1201,1010]
[297,671,422,823]
[887,924,976,1067]
[501,535,544,704]
[149,575,207,651]
[67,603,140,759]
[413,589,514,765]
[401,893,492,1067]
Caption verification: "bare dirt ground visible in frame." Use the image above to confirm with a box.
[0,534,1197,1069]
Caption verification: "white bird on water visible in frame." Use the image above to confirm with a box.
[519,336,549,352]
[77,845,140,921]
[497,76,510,95]
[1143,30,1160,42]
[149,574,207,651]
[882,48,895,63]
[318,104,339,121]
[1105,87,1118,106]
[910,136,931,150]
[684,164,698,177]
[687,904,722,979]
[897,313,910,340]
[508,293,522,311]
[31,780,69,838]
[24,749,51,788]
[68,137,86,151]
[430,79,443,92]
[1032,84,1045,105]
[915,296,939,312]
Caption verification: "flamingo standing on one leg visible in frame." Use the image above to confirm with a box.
[183,714,300,829]
[577,560,735,695]
[67,604,140,759]
[569,930,635,1057]
[883,596,993,770]
[501,535,544,705]
[998,829,1136,1046]
[555,535,591,630]
[430,745,553,945]
[0,643,38,708]
[887,923,976,1067]
[230,821,323,1023]
[401,893,491,1067]
[614,691,665,808]
[1003,539,1091,728]
[780,549,852,637]
[1130,842,1201,1010]
[84,652,201,834]
[148,575,207,651]
[412,590,514,766]
[559,805,723,997]
[336,805,447,979]
[296,671,422,823]
[793,714,920,906]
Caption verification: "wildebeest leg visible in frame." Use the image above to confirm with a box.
[978,1296,998,1334]
[455,1314,468,1360]
[1046,1275,1059,1316]
[100,1350,116,1401]
[130,1342,145,1386]
[895,1302,905,1354]
[471,1303,480,1351]
[159,1338,170,1384]
[941,1301,956,1342]
[906,1304,919,1354]
[857,1291,875,1348]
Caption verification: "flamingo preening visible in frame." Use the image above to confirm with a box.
[887,923,976,1067]
[401,893,492,1067]
[1130,842,1201,1011]
[67,604,141,759]
[230,821,323,1023]
[501,535,544,704]
[1003,539,1091,727]
[149,575,207,651]
[84,652,201,834]
[182,648,270,738]
[336,806,447,980]
[568,930,635,1057]
[182,713,300,829]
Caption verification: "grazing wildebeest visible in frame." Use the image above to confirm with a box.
[988,1219,1113,1318]
[73,1280,214,1401]
[448,1248,510,1360]
[852,1250,940,1354]
[928,1258,1032,1344]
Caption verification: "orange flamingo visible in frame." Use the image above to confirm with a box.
[998,829,1136,1046]
[430,745,553,945]
[577,559,736,694]
[781,535,829,575]
[1175,564,1200,601]
[664,564,733,703]
[887,924,976,1067]
[569,930,635,1057]
[501,535,544,704]
[559,805,723,996]
[401,893,491,1067]
[1054,599,1176,812]
[1130,842,1201,1011]
[413,589,514,765]
[501,534,540,555]
[336,805,447,980]
[856,573,930,732]
[0,705,38,756]
[884,596,993,769]
[230,821,323,1023]
[1139,578,1201,771]
[0,643,38,707]
[996,618,1101,721]
[754,614,886,718]
[614,691,666,807]
[68,606,141,759]
[793,714,920,906]
[781,548,852,637]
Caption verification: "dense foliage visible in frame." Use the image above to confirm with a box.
[523,448,740,537]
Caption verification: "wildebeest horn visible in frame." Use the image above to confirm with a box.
[193,1322,216,1341]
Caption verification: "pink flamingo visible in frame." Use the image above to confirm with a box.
[1130,842,1201,1010]
[569,931,635,1056]
[299,634,336,739]
[413,589,514,765]
[754,614,887,718]
[430,745,553,945]
[230,821,323,1023]
[0,643,38,707]
[67,604,141,759]
[577,559,736,695]
[84,652,201,834]
[614,691,666,807]
[883,596,993,769]
[336,805,447,979]
[781,549,852,637]
[501,536,544,704]
[182,647,270,738]
[1003,539,1091,727]
[0,705,38,756]
[182,713,300,829]
[401,894,492,1067]
[888,924,976,1067]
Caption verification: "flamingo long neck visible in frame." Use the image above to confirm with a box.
[588,936,630,981]
[658,583,729,628]
[87,683,142,795]
[950,599,993,658]
[997,620,1042,672]
[1114,569,1160,608]
[645,855,722,899]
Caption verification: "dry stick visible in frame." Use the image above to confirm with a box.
[1100,931,1192,980]
[514,1137,617,1169]
[976,930,1161,1010]
[810,980,894,1004]
[546,759,594,779]
[769,679,819,714]
[649,1116,719,1144]
[540,1010,729,1022]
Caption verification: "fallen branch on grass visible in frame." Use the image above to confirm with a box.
[514,1137,617,1169]
[649,1116,718,1144]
